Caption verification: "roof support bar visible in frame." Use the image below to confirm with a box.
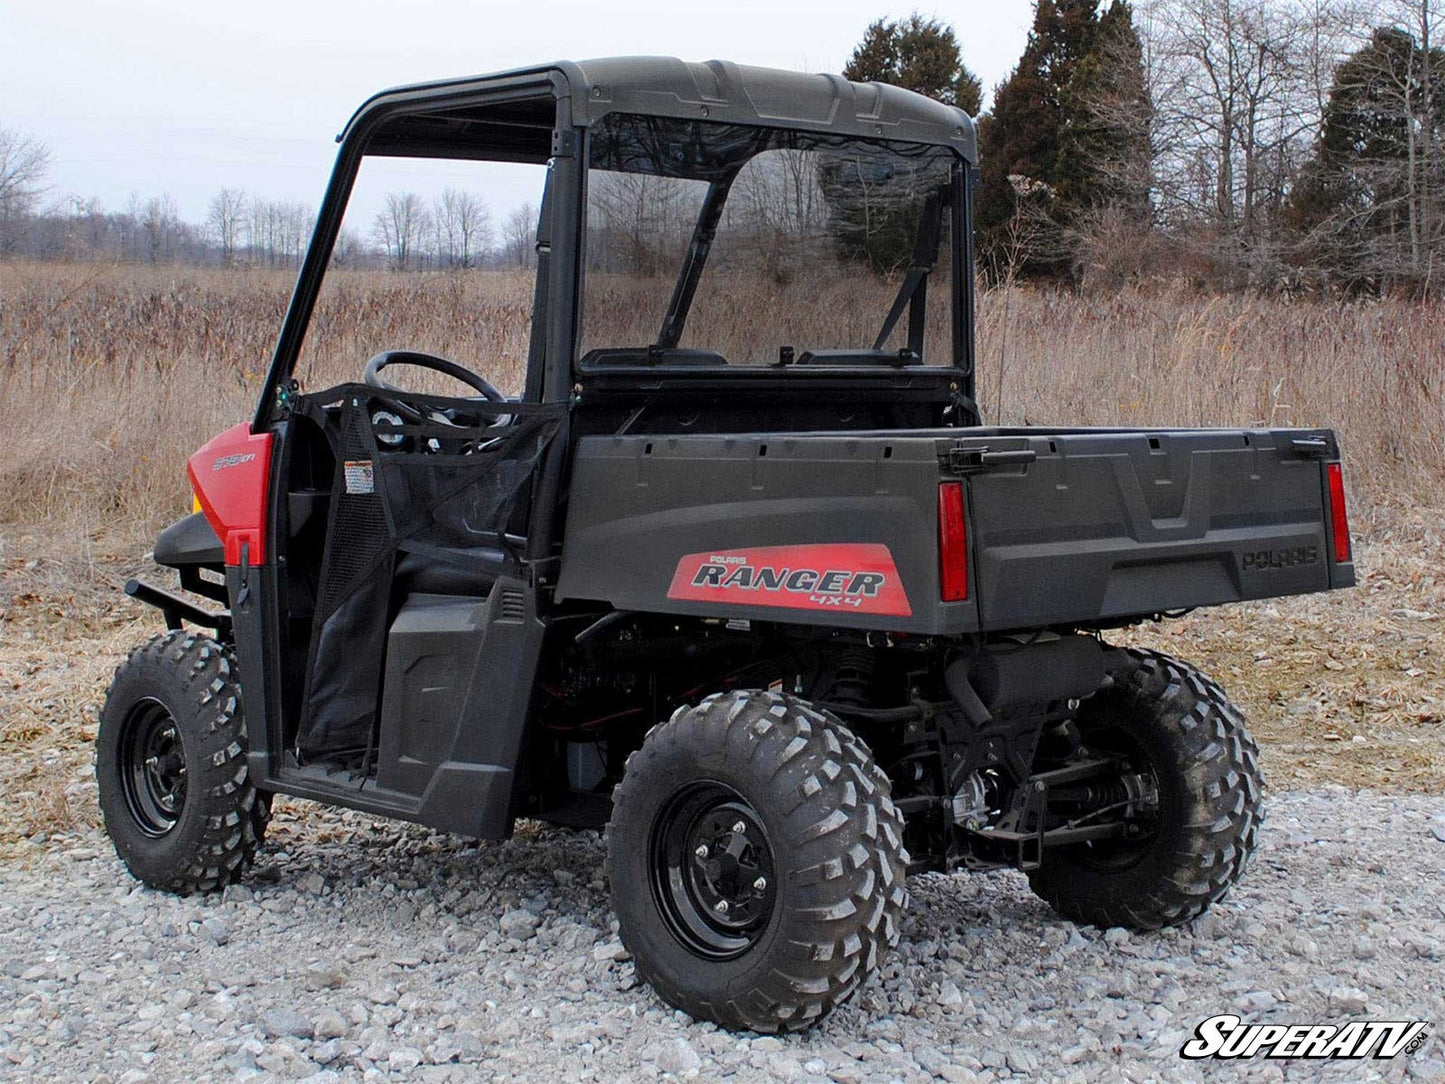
[655,179,733,351]
[871,189,944,357]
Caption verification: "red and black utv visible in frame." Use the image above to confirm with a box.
[97,58,1355,1032]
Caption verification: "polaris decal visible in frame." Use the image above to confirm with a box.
[668,545,912,617]
[1240,544,1320,571]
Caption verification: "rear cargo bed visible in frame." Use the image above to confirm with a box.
[555,426,1353,635]
[949,427,1351,630]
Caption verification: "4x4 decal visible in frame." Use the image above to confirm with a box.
[668,544,912,617]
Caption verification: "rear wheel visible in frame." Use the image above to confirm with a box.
[97,631,270,894]
[607,690,908,1033]
[1027,649,1263,929]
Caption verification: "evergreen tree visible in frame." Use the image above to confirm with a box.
[830,14,982,271]
[976,0,1099,274]
[976,0,1152,279]
[1054,0,1152,221]
[844,14,983,114]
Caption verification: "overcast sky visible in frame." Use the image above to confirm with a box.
[2,0,1034,229]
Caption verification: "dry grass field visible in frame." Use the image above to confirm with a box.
[1,261,1441,850]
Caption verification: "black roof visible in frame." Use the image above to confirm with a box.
[341,57,977,163]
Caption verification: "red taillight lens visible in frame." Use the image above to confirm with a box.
[1326,462,1352,563]
[938,482,969,601]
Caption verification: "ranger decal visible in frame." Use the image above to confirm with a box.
[668,544,912,617]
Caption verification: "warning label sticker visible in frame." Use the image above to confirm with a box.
[343,460,374,495]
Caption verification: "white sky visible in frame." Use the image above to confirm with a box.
[1,0,1034,231]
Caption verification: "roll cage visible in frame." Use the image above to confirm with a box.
[253,57,980,433]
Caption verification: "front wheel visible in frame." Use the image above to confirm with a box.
[96,631,270,894]
[607,690,909,1033]
[1027,649,1263,929]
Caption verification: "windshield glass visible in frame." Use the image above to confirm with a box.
[580,114,961,367]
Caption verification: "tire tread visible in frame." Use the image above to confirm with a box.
[98,630,269,895]
[1027,648,1263,930]
[608,690,908,1033]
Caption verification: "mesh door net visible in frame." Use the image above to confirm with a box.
[294,384,563,762]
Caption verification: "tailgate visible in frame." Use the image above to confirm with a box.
[952,428,1352,631]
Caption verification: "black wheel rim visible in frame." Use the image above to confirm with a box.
[118,698,188,838]
[648,782,776,960]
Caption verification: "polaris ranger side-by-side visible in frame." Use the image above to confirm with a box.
[97,58,1355,1032]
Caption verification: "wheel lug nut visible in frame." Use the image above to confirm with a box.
[713,900,729,914]
[732,821,746,834]
[694,844,708,858]
[753,876,767,891]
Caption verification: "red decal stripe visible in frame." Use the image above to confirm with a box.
[668,544,912,618]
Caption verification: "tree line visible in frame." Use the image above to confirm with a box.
[0,146,328,269]
[0,131,534,272]
[3,0,1440,294]
[849,0,1443,293]
[369,190,539,271]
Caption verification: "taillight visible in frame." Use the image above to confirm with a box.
[1326,462,1351,563]
[938,482,969,601]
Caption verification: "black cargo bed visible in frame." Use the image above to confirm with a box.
[941,427,1350,631]
[555,425,1353,635]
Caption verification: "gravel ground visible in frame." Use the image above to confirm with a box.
[2,789,1443,1083]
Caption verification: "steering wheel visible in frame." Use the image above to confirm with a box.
[363,350,505,405]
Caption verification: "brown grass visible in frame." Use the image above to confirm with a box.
[0,261,1440,843]
[1,261,1439,553]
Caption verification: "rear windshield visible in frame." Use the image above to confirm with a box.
[580,113,961,368]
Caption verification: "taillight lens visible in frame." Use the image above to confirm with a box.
[1326,462,1351,563]
[938,482,969,601]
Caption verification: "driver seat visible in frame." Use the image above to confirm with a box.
[393,545,507,598]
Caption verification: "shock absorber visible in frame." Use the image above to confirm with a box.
[818,647,878,708]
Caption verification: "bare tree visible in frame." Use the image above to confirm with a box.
[332,226,367,268]
[432,189,492,268]
[1371,0,1445,274]
[1145,0,1365,274]
[1299,1,1445,285]
[245,197,313,268]
[0,127,51,253]
[729,150,824,237]
[587,175,699,275]
[723,150,827,280]
[61,195,108,259]
[206,188,247,267]
[373,192,429,270]
[279,201,314,267]
[129,193,182,264]
[502,202,538,268]
[249,197,282,267]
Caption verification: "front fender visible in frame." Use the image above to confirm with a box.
[153,512,223,568]
[187,423,273,566]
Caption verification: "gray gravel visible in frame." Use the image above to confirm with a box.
[2,786,1444,1083]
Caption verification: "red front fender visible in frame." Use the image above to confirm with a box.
[187,423,273,566]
